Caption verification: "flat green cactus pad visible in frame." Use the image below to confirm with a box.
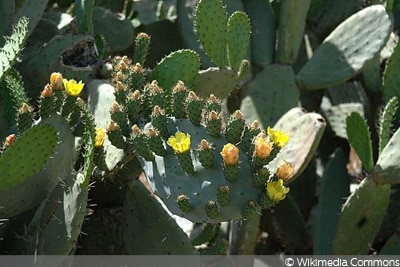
[383,40,400,102]
[346,112,374,173]
[195,67,237,99]
[268,107,326,183]
[296,5,392,90]
[313,148,350,254]
[0,124,57,191]
[21,172,89,256]
[241,64,300,129]
[140,118,263,223]
[195,0,228,67]
[0,115,76,218]
[123,181,196,254]
[227,11,251,71]
[0,16,29,80]
[150,49,200,91]
[332,178,391,254]
[371,126,400,184]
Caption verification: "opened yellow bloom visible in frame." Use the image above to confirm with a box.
[167,132,191,154]
[276,160,294,180]
[94,128,106,148]
[254,132,273,159]
[266,179,290,202]
[221,143,239,165]
[63,79,84,97]
[267,127,289,148]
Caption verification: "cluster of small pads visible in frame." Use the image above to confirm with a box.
[91,56,295,221]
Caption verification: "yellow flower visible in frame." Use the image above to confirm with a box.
[254,132,273,159]
[94,128,106,148]
[221,143,239,165]
[63,79,84,97]
[267,127,289,148]
[266,179,290,202]
[276,160,294,180]
[167,132,191,154]
[50,72,63,90]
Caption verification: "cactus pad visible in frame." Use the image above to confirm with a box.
[296,5,392,90]
[346,112,374,173]
[268,108,326,183]
[123,181,196,254]
[0,115,75,218]
[227,11,251,71]
[140,117,272,223]
[371,125,400,184]
[332,178,391,254]
[195,67,237,99]
[0,16,29,80]
[195,0,228,67]
[150,49,200,91]
[0,124,57,191]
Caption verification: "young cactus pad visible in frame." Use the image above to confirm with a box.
[140,117,274,223]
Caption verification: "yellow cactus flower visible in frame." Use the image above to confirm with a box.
[266,179,290,202]
[221,143,239,165]
[63,79,84,97]
[167,132,191,154]
[267,127,289,148]
[276,160,294,180]
[254,132,273,159]
[94,128,106,148]
[50,72,63,90]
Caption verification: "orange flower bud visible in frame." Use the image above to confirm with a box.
[221,143,239,165]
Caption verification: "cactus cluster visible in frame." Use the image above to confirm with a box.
[100,55,294,223]
[2,0,400,257]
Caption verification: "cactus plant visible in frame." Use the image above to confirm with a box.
[2,0,400,257]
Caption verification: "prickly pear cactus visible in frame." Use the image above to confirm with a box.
[296,5,392,90]
[0,124,57,191]
[0,16,29,80]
